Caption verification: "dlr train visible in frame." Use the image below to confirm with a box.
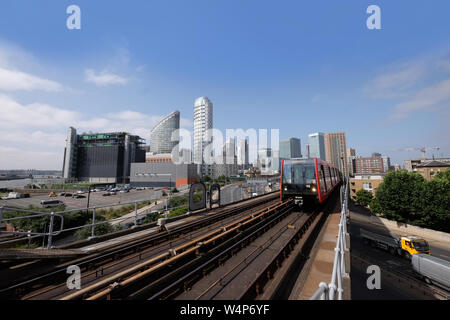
[280,158,341,206]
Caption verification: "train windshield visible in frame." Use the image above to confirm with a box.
[283,162,316,184]
[283,163,292,183]
[413,240,429,251]
[304,165,316,184]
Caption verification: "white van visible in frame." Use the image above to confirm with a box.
[412,254,450,290]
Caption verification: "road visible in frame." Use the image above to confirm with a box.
[349,218,450,299]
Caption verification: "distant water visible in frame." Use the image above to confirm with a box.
[0,179,31,188]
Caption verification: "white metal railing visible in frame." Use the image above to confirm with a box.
[310,180,349,300]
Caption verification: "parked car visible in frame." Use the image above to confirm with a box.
[48,192,56,197]
[72,194,86,199]
[59,192,66,197]
[64,193,73,197]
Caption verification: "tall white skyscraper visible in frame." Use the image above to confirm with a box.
[237,138,249,168]
[308,132,326,160]
[193,96,213,176]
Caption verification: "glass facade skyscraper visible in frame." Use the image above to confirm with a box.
[308,132,325,160]
[150,110,180,154]
[279,138,301,159]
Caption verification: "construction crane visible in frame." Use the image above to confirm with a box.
[401,146,441,158]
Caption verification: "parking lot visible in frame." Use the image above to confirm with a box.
[0,188,162,210]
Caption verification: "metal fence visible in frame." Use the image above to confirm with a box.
[0,181,279,249]
[310,181,350,300]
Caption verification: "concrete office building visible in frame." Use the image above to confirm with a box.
[237,138,249,169]
[347,148,356,176]
[353,157,384,174]
[62,128,146,183]
[193,97,213,177]
[130,162,198,188]
[381,155,391,172]
[213,138,238,178]
[308,132,326,160]
[150,110,180,154]
[279,138,301,159]
[325,132,348,176]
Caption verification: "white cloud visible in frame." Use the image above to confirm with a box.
[0,67,62,92]
[0,94,193,169]
[365,62,427,99]
[84,69,129,87]
[0,94,78,129]
[0,42,63,92]
[388,79,450,120]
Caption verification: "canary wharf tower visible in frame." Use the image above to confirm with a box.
[193,97,213,176]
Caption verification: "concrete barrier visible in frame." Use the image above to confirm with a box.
[350,211,450,243]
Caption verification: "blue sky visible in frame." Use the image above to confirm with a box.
[0,0,449,169]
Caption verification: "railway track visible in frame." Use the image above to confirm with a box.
[59,199,293,300]
[0,193,278,299]
[5,189,340,300]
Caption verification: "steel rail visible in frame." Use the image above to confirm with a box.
[1,194,278,298]
[58,200,289,300]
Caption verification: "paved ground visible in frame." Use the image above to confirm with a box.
[0,189,161,210]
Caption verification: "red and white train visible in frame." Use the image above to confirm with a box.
[280,158,341,206]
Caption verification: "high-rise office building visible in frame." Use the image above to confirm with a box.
[62,128,146,183]
[305,144,310,159]
[325,132,348,176]
[279,138,301,159]
[193,97,213,176]
[381,155,391,172]
[150,110,180,154]
[62,127,78,179]
[353,157,384,174]
[237,138,249,168]
[214,138,238,178]
[347,148,356,176]
[308,132,326,160]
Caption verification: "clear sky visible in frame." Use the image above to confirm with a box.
[0,0,449,169]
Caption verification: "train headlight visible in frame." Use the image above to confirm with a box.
[284,187,288,191]
[311,186,317,192]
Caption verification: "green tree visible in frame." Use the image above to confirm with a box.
[375,170,425,223]
[415,169,450,231]
[369,197,382,214]
[356,189,373,206]
[75,217,115,240]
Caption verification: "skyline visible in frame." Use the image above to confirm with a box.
[0,0,449,169]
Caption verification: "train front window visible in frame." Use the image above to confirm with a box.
[304,165,316,184]
[292,165,305,184]
[283,163,292,183]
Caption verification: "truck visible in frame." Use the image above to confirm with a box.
[411,254,450,290]
[360,228,430,259]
